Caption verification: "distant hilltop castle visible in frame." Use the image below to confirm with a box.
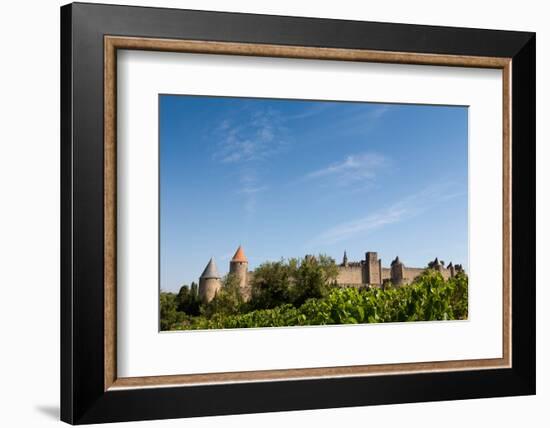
[198,246,464,303]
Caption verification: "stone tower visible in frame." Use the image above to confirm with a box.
[342,250,348,267]
[447,262,456,278]
[391,256,405,286]
[229,245,248,289]
[199,257,221,303]
[430,257,444,273]
[364,252,382,286]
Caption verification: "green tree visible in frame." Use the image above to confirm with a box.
[449,271,468,319]
[203,274,244,317]
[177,282,201,315]
[160,291,184,330]
[291,254,338,306]
[249,260,292,310]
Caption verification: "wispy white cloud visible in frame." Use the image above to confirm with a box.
[237,185,268,195]
[305,152,389,187]
[243,197,257,218]
[370,105,390,120]
[212,103,395,220]
[234,170,268,219]
[306,183,461,247]
[287,103,333,120]
[312,206,407,247]
[332,104,392,136]
[212,108,289,220]
[213,108,288,164]
[288,101,390,123]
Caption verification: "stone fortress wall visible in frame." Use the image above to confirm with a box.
[337,251,460,288]
[198,246,464,303]
[336,264,364,285]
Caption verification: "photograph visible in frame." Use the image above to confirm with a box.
[159,95,469,331]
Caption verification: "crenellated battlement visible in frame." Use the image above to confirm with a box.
[337,251,464,287]
[198,246,465,303]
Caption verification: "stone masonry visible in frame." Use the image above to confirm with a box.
[198,246,464,302]
[336,251,464,288]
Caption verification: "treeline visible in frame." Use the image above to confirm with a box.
[160,254,338,330]
[160,255,468,330]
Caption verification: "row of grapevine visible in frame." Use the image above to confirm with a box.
[168,270,468,330]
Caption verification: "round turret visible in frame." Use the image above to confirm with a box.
[391,256,405,286]
[229,245,248,289]
[199,257,221,303]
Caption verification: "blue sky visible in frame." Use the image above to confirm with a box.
[160,95,468,292]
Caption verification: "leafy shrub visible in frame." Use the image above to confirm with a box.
[202,274,244,317]
[249,254,339,309]
[176,282,201,316]
[290,254,338,306]
[167,270,468,330]
[249,261,293,310]
[159,291,186,331]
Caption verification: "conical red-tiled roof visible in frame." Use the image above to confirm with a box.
[231,245,248,263]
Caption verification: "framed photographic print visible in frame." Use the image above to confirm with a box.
[60,2,535,424]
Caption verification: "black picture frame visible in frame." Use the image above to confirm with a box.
[61,2,535,424]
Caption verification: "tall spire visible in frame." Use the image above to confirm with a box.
[343,250,348,266]
[200,257,220,279]
[231,245,248,263]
